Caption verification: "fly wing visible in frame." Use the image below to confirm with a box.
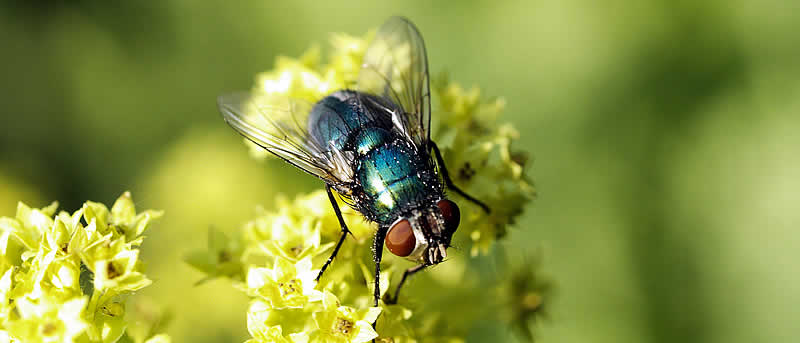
[358,16,432,149]
[218,92,354,185]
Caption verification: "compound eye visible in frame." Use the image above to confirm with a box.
[437,199,461,234]
[385,219,415,257]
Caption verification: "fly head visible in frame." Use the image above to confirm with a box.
[384,198,461,265]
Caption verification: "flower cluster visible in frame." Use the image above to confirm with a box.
[241,29,534,256]
[0,192,170,343]
[243,32,372,161]
[190,27,541,342]
[431,78,535,255]
[188,191,413,342]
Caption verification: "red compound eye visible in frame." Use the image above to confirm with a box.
[437,199,461,234]
[386,219,415,257]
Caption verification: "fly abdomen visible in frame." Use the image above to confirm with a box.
[307,90,392,152]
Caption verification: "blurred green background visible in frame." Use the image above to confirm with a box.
[1,0,798,342]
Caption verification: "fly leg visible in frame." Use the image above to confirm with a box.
[430,141,491,213]
[384,264,427,304]
[316,184,352,282]
[371,227,386,307]
[371,227,386,341]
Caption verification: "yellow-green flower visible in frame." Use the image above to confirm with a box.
[144,334,172,343]
[0,330,14,343]
[431,80,534,256]
[499,258,552,342]
[245,300,310,343]
[0,202,58,253]
[246,257,322,309]
[327,32,372,85]
[312,291,381,343]
[370,303,414,342]
[0,267,14,322]
[27,250,80,300]
[244,32,368,161]
[6,295,88,343]
[184,227,245,283]
[71,219,124,269]
[41,213,75,258]
[242,201,333,263]
[93,248,151,293]
[0,193,170,343]
[109,192,164,244]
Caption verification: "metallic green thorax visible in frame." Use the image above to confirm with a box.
[308,90,443,224]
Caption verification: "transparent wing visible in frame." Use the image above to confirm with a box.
[358,16,432,148]
[217,92,354,184]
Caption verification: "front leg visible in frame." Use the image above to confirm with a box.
[384,264,427,304]
[316,184,352,281]
[370,226,386,342]
[372,227,386,307]
[430,141,491,214]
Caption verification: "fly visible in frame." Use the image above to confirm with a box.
[217,16,490,307]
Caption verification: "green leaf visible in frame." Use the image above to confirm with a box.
[184,227,245,283]
[79,261,95,296]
